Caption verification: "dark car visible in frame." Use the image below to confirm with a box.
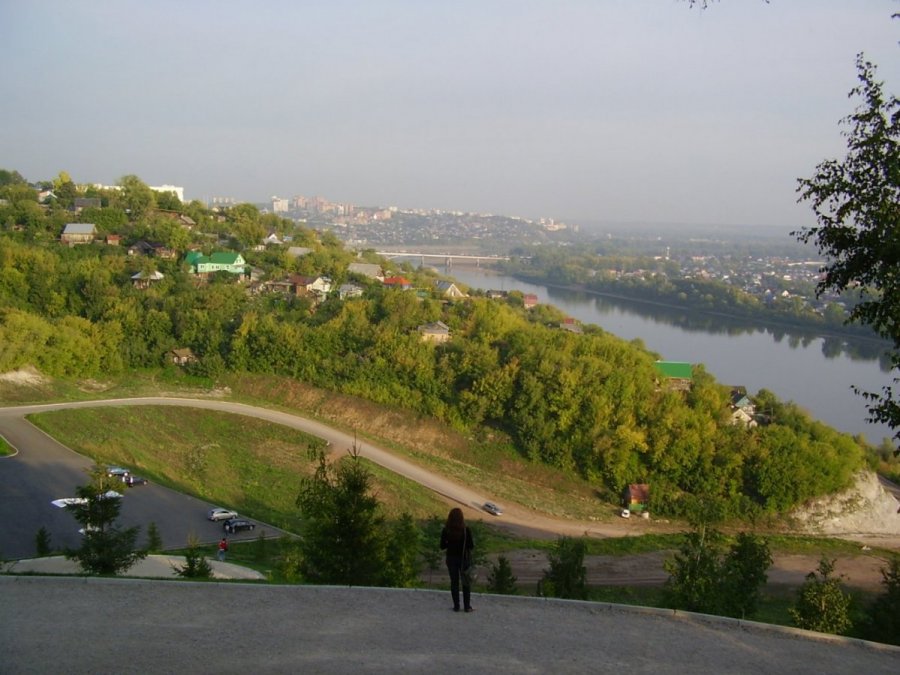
[123,475,148,487]
[223,518,255,534]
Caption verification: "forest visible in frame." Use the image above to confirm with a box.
[0,171,869,518]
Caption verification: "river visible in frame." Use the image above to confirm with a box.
[439,265,895,445]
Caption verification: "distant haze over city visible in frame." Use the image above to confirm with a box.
[2,1,897,229]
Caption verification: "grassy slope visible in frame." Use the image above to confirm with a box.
[7,369,891,555]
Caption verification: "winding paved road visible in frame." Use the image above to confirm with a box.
[0,396,665,559]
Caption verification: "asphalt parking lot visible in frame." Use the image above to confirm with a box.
[0,414,282,560]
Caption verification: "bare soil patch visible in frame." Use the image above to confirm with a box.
[490,548,891,592]
[0,366,48,387]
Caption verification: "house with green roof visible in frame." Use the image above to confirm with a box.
[184,251,247,277]
[653,361,693,391]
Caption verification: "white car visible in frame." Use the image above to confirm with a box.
[482,502,503,516]
[207,507,239,522]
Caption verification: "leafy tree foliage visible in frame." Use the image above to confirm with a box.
[862,556,900,646]
[541,537,587,600]
[487,554,519,595]
[116,175,156,221]
[0,168,26,186]
[795,55,900,448]
[717,532,772,618]
[664,526,725,613]
[789,557,852,635]
[665,511,771,619]
[64,466,146,575]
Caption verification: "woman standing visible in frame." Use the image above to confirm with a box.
[440,507,474,612]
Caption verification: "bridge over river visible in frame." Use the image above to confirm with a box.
[376,250,510,268]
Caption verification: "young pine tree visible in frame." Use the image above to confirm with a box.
[64,466,146,575]
[487,555,519,595]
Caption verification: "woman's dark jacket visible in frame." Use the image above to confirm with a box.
[440,526,474,564]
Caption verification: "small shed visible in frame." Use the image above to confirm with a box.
[624,484,650,513]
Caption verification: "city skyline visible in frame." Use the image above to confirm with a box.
[2,1,898,229]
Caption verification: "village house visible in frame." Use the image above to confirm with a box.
[729,386,758,428]
[131,270,165,289]
[184,251,247,278]
[168,348,197,366]
[128,240,176,259]
[523,293,538,309]
[72,197,101,213]
[418,321,451,343]
[338,283,364,300]
[434,280,466,299]
[383,275,412,290]
[560,317,583,334]
[263,274,332,302]
[60,223,96,246]
[348,262,384,280]
[653,361,693,391]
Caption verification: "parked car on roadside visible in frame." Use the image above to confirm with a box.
[107,466,129,478]
[124,475,148,487]
[223,518,255,534]
[207,507,239,522]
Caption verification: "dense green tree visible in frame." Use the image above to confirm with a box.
[64,466,146,575]
[487,555,519,595]
[35,526,52,556]
[718,532,772,618]
[154,190,182,211]
[228,203,265,249]
[664,526,724,613]
[382,512,421,587]
[863,556,900,645]
[175,535,213,579]
[116,175,156,221]
[420,515,445,583]
[145,522,163,554]
[0,168,26,186]
[795,55,900,449]
[789,557,852,635]
[664,526,771,618]
[295,446,388,585]
[541,537,587,600]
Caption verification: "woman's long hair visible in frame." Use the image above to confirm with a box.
[445,507,466,536]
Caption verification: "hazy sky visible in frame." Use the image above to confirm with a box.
[2,1,897,227]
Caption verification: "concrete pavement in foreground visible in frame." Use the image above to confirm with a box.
[1,577,897,674]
